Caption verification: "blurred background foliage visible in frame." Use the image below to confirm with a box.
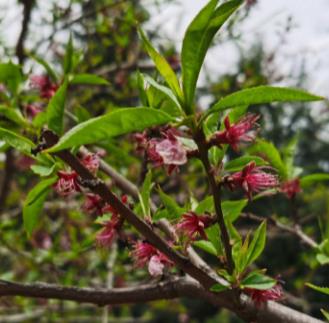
[0,0,328,322]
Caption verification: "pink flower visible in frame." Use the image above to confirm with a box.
[225,162,278,199]
[82,193,103,215]
[214,114,259,151]
[30,75,58,99]
[147,130,187,175]
[95,195,128,247]
[96,214,120,247]
[280,178,301,199]
[81,153,100,174]
[54,171,80,197]
[245,283,283,306]
[101,195,128,216]
[176,212,212,241]
[134,131,149,154]
[24,104,42,119]
[131,241,173,277]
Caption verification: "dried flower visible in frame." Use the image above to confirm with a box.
[280,178,301,199]
[245,283,283,306]
[54,171,80,197]
[30,75,58,99]
[214,114,259,151]
[225,162,278,199]
[176,212,212,241]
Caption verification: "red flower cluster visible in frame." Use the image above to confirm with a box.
[54,171,80,197]
[132,241,173,277]
[280,178,301,199]
[82,193,103,215]
[135,128,188,175]
[24,104,42,119]
[176,212,212,241]
[80,153,100,175]
[245,283,283,306]
[225,162,278,199]
[30,75,58,99]
[214,114,259,151]
[95,195,128,247]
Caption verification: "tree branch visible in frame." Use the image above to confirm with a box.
[0,278,323,323]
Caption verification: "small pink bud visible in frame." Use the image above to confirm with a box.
[54,171,80,197]
[280,178,301,199]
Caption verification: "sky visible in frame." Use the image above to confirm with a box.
[1,0,329,97]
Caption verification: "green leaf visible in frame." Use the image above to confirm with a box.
[242,272,276,290]
[246,221,267,267]
[0,105,26,126]
[47,108,173,152]
[138,170,153,219]
[306,283,329,295]
[70,74,109,85]
[248,139,286,178]
[158,188,185,220]
[181,0,242,111]
[222,199,247,222]
[30,164,56,177]
[138,28,183,102]
[23,177,57,236]
[143,74,183,115]
[210,282,229,292]
[321,309,329,321]
[316,253,329,266]
[282,136,299,179]
[31,55,58,81]
[206,224,223,256]
[300,174,329,188]
[63,34,74,74]
[195,196,214,214]
[209,86,324,114]
[224,156,267,172]
[193,240,218,256]
[0,62,23,95]
[47,79,68,135]
[0,127,34,155]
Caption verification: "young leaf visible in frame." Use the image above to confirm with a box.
[138,28,183,102]
[30,164,56,177]
[242,272,276,290]
[300,174,329,188]
[70,74,109,85]
[138,170,153,219]
[224,156,267,172]
[0,127,35,155]
[206,224,223,256]
[23,177,58,236]
[245,221,267,267]
[248,139,287,178]
[143,74,183,114]
[195,196,214,214]
[193,240,218,256]
[31,55,58,81]
[320,309,329,321]
[63,34,74,74]
[0,105,26,126]
[158,188,185,220]
[47,108,173,152]
[47,79,69,135]
[306,283,329,295]
[209,86,324,114]
[210,282,229,292]
[222,199,247,222]
[181,0,242,111]
[0,62,23,95]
